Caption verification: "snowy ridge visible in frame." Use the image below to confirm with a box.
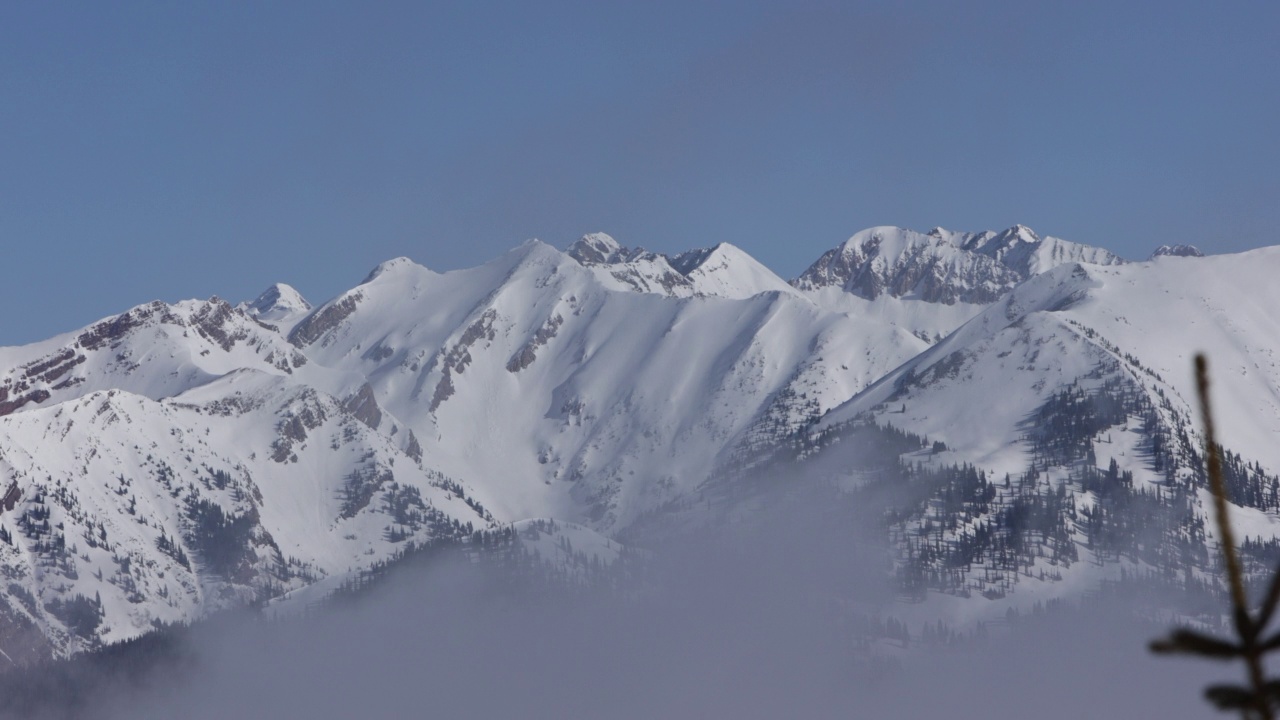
[567,233,696,297]
[1150,244,1205,259]
[0,297,315,419]
[567,233,797,299]
[792,225,1125,304]
[963,224,1125,277]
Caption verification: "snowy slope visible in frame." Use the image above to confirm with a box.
[819,248,1280,478]
[1060,249,1280,475]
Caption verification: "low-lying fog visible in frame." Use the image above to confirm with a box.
[10,488,1240,720]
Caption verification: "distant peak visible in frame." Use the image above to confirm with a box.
[669,242,751,275]
[581,232,619,247]
[567,233,628,265]
[994,224,1041,244]
[243,283,311,319]
[668,242,794,298]
[703,241,746,257]
[1150,244,1204,259]
[506,238,565,263]
[361,257,420,285]
[838,226,914,251]
[667,245,716,275]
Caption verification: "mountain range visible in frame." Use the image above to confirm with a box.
[1,223,1276,662]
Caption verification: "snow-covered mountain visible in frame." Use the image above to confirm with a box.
[726,246,1280,627]
[566,232,796,299]
[815,246,1280,481]
[0,371,491,661]
[793,225,1125,304]
[280,239,925,529]
[2,224,1276,662]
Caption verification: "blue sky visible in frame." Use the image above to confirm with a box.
[2,1,1278,344]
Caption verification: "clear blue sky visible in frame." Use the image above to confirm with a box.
[3,1,1278,344]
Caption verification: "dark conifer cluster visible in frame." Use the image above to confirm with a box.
[183,498,259,583]
[863,368,1271,603]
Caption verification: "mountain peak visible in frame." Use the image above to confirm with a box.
[567,233,629,265]
[1150,244,1204,259]
[667,243,725,275]
[669,243,796,299]
[242,283,312,322]
[563,233,696,297]
[1006,224,1039,242]
[794,225,1124,304]
[836,226,912,252]
[361,257,423,285]
[796,227,1019,304]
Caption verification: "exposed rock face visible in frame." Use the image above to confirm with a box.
[288,292,363,348]
[429,310,498,412]
[0,297,304,417]
[567,233,697,297]
[795,228,1022,303]
[1150,244,1205,259]
[0,373,63,417]
[506,314,563,373]
[566,233,629,265]
[76,302,175,351]
[404,429,423,462]
[270,390,329,463]
[342,383,383,430]
[189,297,250,353]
